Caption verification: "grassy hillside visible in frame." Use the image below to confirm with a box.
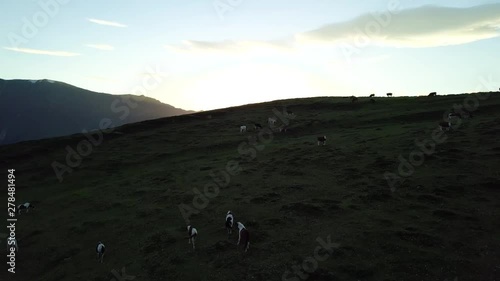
[1,93,500,281]
[0,79,192,145]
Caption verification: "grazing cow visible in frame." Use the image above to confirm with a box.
[254,123,262,131]
[369,94,375,97]
[96,241,105,263]
[236,222,250,252]
[387,93,393,97]
[279,125,289,133]
[428,92,437,97]
[317,136,327,146]
[187,225,198,250]
[240,125,247,133]
[439,121,452,131]
[7,238,18,252]
[17,202,34,214]
[350,96,358,103]
[225,211,234,235]
[268,117,277,126]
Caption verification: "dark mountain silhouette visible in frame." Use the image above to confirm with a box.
[0,79,193,145]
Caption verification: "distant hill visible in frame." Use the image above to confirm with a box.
[0,79,193,145]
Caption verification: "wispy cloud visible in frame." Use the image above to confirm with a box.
[167,4,500,53]
[87,18,127,28]
[86,44,115,51]
[3,47,80,57]
[297,4,500,48]
[166,39,293,54]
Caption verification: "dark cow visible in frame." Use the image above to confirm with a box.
[387,93,393,97]
[254,123,263,131]
[439,121,452,131]
[317,136,327,146]
[96,242,105,263]
[17,202,35,214]
[369,94,375,97]
[428,92,437,97]
[350,96,358,103]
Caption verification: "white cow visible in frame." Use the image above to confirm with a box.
[240,125,247,133]
[268,117,277,126]
[225,211,234,235]
[187,225,198,250]
[236,222,250,252]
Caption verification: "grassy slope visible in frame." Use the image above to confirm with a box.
[1,94,500,281]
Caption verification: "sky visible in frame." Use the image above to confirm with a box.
[1,0,499,111]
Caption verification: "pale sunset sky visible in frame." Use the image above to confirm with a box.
[1,0,499,111]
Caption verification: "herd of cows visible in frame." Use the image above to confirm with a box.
[93,210,250,263]
[346,91,476,134]
[238,91,466,150]
[185,211,250,253]
[8,90,493,271]
[8,204,250,264]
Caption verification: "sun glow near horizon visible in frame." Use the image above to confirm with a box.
[164,62,323,111]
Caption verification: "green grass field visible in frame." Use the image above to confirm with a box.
[2,93,500,281]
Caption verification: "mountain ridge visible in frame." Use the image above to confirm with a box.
[0,78,193,145]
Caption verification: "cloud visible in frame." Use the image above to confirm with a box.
[3,47,80,56]
[87,18,127,27]
[297,4,500,48]
[166,39,293,54]
[167,4,500,54]
[86,44,115,50]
